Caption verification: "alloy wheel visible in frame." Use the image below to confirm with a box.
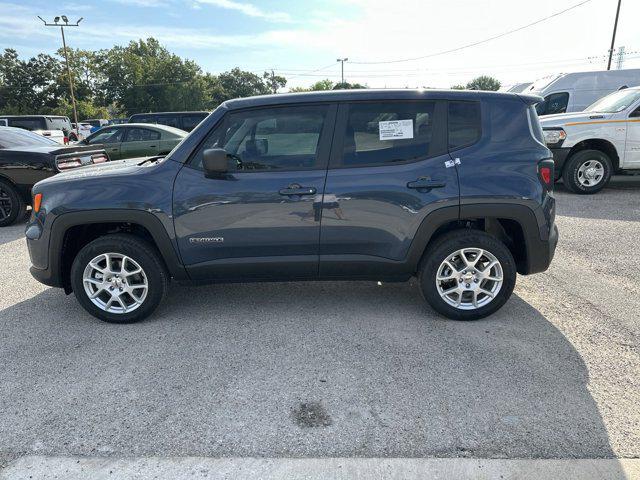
[435,248,504,310]
[0,188,12,221]
[82,253,148,314]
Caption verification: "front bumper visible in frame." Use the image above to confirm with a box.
[550,147,571,179]
[26,216,64,288]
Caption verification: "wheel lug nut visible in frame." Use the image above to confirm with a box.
[466,283,470,288]
[474,279,478,283]
[109,286,114,290]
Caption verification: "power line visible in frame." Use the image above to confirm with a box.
[349,0,594,65]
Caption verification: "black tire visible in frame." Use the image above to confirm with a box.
[562,149,612,194]
[419,229,517,321]
[0,179,26,227]
[70,234,169,323]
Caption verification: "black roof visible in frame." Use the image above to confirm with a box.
[223,89,542,110]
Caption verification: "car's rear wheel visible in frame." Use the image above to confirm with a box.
[0,179,25,227]
[70,234,168,323]
[562,149,612,194]
[419,230,516,320]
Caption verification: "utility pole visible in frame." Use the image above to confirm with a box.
[606,0,622,70]
[616,46,626,70]
[38,15,83,128]
[336,58,348,85]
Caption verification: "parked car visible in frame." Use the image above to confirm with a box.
[0,126,109,226]
[79,123,187,160]
[71,122,93,141]
[0,115,73,143]
[540,86,640,193]
[27,89,558,323]
[128,111,209,132]
[108,118,128,125]
[527,68,640,116]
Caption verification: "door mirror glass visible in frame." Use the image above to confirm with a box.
[203,148,229,176]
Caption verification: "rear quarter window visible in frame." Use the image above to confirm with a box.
[448,101,481,150]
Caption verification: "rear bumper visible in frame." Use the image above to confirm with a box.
[550,147,571,179]
[526,223,558,274]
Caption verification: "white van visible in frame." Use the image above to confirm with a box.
[526,69,640,116]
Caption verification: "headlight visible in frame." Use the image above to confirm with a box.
[543,129,566,146]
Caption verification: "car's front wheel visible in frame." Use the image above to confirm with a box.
[562,149,612,194]
[70,234,169,323]
[419,230,516,320]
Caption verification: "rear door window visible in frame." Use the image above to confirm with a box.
[338,101,443,167]
[124,128,161,142]
[448,101,482,150]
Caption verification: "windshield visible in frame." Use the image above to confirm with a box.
[586,89,640,113]
[526,74,560,94]
[0,128,59,148]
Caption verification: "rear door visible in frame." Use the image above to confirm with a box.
[120,127,160,159]
[319,100,458,277]
[173,103,336,281]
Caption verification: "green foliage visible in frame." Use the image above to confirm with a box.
[332,81,366,90]
[0,38,289,118]
[456,75,501,91]
[289,79,335,93]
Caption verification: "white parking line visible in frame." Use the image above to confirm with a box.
[1,456,639,480]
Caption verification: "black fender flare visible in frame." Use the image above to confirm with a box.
[405,202,547,275]
[48,209,189,285]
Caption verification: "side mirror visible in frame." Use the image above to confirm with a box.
[203,148,229,177]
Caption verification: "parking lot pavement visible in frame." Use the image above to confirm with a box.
[0,178,638,469]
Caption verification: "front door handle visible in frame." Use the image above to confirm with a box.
[279,184,317,196]
[407,177,446,190]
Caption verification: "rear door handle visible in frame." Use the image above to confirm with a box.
[279,184,317,196]
[407,177,446,190]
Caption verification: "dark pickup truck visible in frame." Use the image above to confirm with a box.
[26,89,558,323]
[0,126,108,226]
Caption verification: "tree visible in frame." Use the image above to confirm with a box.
[464,75,501,91]
[333,81,366,90]
[263,71,287,94]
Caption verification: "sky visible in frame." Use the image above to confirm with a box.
[1,0,639,90]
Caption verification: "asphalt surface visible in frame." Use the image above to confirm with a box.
[0,178,638,467]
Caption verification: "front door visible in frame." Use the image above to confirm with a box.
[120,127,160,159]
[319,100,459,278]
[173,104,336,281]
[86,127,124,160]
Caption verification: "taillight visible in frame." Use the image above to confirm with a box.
[538,159,554,190]
[91,153,109,164]
[57,158,83,170]
[33,193,42,213]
